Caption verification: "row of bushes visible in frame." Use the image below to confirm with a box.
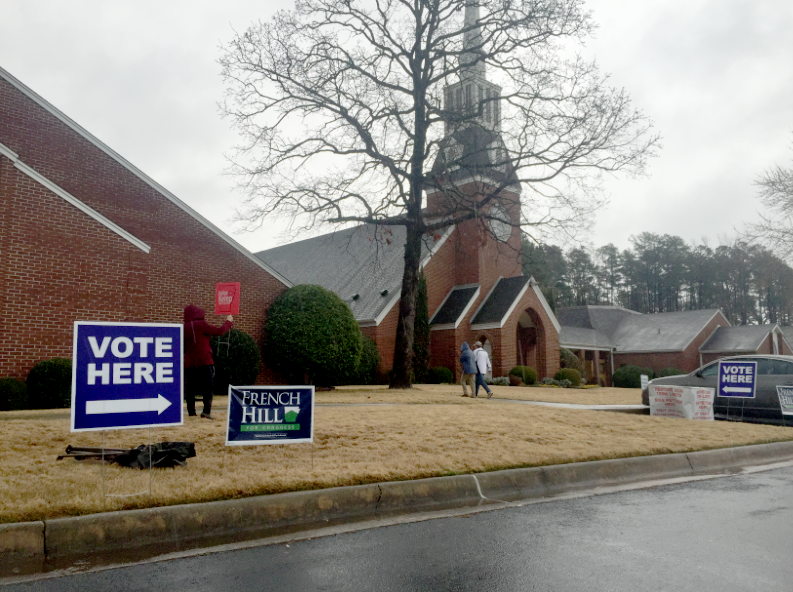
[0,358,73,411]
[422,364,584,388]
[612,365,684,388]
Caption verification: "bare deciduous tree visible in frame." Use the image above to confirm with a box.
[747,138,793,258]
[220,0,659,388]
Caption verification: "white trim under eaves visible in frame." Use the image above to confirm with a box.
[0,66,292,288]
[530,278,561,333]
[419,225,454,270]
[469,276,502,325]
[1,141,151,254]
[559,342,614,352]
[683,310,729,353]
[429,284,481,331]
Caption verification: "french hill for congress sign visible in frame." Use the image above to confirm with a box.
[226,385,314,445]
[71,322,184,432]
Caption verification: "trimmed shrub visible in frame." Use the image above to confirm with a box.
[658,367,685,378]
[613,365,654,388]
[265,284,362,387]
[508,366,537,386]
[26,358,72,409]
[486,376,510,386]
[211,329,262,395]
[554,368,581,387]
[0,378,27,411]
[559,348,583,372]
[426,366,454,384]
[354,336,382,385]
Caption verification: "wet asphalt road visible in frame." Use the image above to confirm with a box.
[5,465,793,591]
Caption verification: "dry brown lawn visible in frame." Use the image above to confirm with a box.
[1,386,790,525]
[326,384,642,405]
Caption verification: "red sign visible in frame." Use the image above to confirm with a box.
[215,282,240,315]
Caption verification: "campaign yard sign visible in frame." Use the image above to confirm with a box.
[776,385,793,416]
[71,322,183,432]
[718,360,757,399]
[215,282,241,316]
[226,385,314,445]
[648,385,714,420]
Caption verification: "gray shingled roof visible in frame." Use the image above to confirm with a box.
[430,286,479,326]
[470,276,529,325]
[558,306,724,352]
[556,305,640,338]
[255,224,445,323]
[558,326,614,350]
[699,325,776,353]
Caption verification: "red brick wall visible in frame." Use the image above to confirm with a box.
[0,76,289,381]
[615,313,729,374]
[495,286,560,379]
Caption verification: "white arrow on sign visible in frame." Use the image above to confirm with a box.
[86,394,172,415]
[722,386,753,394]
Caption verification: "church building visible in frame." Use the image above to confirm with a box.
[257,5,561,381]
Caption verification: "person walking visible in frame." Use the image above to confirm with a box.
[473,341,493,399]
[183,304,233,419]
[459,342,477,397]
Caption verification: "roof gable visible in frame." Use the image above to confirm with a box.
[699,324,778,353]
[0,65,290,287]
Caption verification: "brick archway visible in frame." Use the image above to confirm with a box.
[516,308,547,378]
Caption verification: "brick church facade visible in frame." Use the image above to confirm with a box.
[0,66,291,382]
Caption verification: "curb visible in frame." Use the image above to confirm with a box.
[3,441,793,577]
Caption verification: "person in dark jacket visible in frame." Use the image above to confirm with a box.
[459,342,477,397]
[183,304,233,419]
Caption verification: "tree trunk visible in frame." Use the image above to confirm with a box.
[389,222,423,389]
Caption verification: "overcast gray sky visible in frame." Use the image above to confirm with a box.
[1,0,791,255]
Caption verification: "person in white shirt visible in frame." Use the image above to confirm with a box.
[473,341,493,399]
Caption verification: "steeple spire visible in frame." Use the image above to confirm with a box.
[461,2,486,80]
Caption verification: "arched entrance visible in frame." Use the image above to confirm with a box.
[516,308,546,378]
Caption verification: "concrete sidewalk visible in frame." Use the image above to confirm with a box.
[3,441,793,578]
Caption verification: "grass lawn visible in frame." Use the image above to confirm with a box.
[1,385,789,524]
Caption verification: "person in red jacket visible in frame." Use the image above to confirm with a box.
[183,304,233,419]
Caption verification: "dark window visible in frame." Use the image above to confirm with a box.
[701,363,719,377]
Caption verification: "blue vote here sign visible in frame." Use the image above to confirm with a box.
[717,360,757,399]
[226,385,314,445]
[71,322,184,432]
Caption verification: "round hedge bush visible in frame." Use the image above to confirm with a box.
[508,366,537,385]
[211,329,262,395]
[657,367,685,377]
[0,378,27,411]
[559,348,583,372]
[426,366,454,384]
[354,336,382,385]
[554,368,581,387]
[265,285,362,387]
[613,365,654,388]
[26,358,72,409]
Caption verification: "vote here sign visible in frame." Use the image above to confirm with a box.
[71,322,184,432]
[226,385,314,445]
[718,360,757,399]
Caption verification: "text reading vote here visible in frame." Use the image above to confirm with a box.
[86,336,175,385]
[721,366,754,383]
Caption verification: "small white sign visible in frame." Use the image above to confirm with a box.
[649,385,714,420]
[640,374,649,390]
